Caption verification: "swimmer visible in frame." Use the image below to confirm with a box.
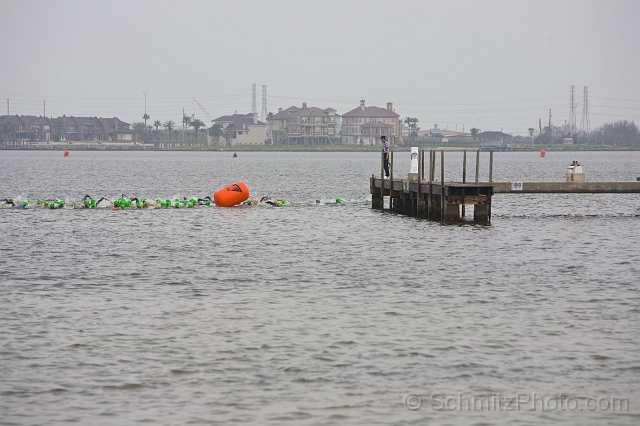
[1,198,15,207]
[242,196,273,206]
[262,197,286,207]
[197,196,213,206]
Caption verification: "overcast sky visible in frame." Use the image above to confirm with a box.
[1,0,639,135]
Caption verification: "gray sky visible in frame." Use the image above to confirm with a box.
[1,0,639,135]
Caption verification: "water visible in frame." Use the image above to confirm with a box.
[1,150,639,425]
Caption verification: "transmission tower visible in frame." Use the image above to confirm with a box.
[261,85,267,122]
[579,86,590,134]
[252,83,257,116]
[568,85,577,135]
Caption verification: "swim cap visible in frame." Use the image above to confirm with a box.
[136,203,141,209]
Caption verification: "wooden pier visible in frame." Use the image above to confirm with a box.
[370,149,640,223]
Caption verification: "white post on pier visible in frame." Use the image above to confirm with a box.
[408,147,419,181]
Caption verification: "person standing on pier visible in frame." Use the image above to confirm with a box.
[381,135,390,178]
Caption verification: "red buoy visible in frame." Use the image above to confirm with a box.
[63,149,70,157]
[214,182,250,207]
[540,149,546,158]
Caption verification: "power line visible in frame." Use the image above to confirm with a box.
[579,86,591,134]
[569,85,577,135]
[251,83,256,116]
[261,85,267,122]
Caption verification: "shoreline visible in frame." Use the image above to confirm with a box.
[1,142,638,152]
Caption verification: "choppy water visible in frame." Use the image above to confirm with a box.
[1,150,639,425]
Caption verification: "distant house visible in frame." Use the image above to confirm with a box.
[563,137,574,145]
[0,115,52,141]
[212,113,267,145]
[267,106,299,144]
[476,131,513,151]
[52,116,134,142]
[285,103,339,145]
[341,100,400,145]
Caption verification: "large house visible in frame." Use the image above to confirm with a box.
[341,100,400,145]
[211,113,267,145]
[267,106,299,144]
[267,103,339,145]
[53,116,135,142]
[0,115,135,142]
[0,115,52,141]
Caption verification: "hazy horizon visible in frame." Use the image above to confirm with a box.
[1,0,639,136]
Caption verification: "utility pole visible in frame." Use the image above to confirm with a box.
[43,100,45,117]
[548,109,552,144]
[182,108,185,146]
[539,118,542,143]
[7,98,9,115]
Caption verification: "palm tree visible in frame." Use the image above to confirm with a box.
[470,128,480,147]
[154,120,161,131]
[182,115,191,145]
[142,113,150,136]
[404,117,419,141]
[163,120,175,140]
[224,123,236,147]
[189,118,205,145]
[209,123,224,146]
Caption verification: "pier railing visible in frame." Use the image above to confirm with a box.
[372,147,640,223]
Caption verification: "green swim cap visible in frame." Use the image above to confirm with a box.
[136,203,141,209]
[59,200,65,207]
[91,203,96,209]
[8,198,13,203]
[50,203,55,209]
[72,201,76,207]
[156,199,161,203]
[37,199,42,204]
[205,200,210,206]
[23,201,28,206]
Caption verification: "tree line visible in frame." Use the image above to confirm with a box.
[133,114,237,146]
[534,120,640,146]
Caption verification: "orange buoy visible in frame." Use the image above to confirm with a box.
[63,149,70,157]
[540,149,546,158]
[214,182,250,207]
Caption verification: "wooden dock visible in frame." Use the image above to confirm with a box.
[371,149,640,223]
